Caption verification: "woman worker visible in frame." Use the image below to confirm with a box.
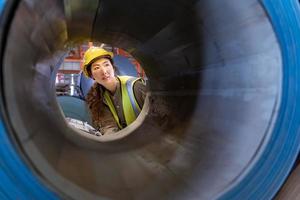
[83,47,146,135]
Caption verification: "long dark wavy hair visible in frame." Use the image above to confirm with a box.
[86,82,105,129]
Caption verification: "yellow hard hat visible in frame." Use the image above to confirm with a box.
[82,47,114,77]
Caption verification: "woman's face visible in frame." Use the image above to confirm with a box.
[91,58,115,86]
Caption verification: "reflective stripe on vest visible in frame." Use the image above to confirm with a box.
[104,76,142,129]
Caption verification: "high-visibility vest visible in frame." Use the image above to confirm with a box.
[103,76,142,129]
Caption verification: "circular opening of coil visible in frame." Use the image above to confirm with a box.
[55,42,149,143]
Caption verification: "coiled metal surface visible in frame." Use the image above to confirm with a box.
[0,0,299,199]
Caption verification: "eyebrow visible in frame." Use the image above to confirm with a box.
[91,64,100,68]
[102,61,110,65]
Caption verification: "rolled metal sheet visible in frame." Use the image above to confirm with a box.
[0,0,299,200]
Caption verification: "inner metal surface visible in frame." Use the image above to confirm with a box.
[2,0,281,199]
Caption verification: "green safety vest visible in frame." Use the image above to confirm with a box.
[103,76,142,129]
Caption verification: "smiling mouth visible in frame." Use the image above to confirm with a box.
[102,75,111,81]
